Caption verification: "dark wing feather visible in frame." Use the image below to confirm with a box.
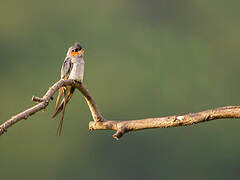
[61,57,73,79]
[52,57,74,135]
[53,57,73,116]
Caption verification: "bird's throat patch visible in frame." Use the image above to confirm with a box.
[70,50,84,57]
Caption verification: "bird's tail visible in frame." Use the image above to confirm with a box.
[52,86,75,136]
[55,87,64,111]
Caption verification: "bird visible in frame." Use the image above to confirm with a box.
[52,42,85,136]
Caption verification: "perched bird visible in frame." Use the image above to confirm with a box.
[52,42,85,136]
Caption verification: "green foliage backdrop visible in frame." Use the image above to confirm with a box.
[1,0,240,179]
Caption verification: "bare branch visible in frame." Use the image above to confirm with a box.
[74,83,104,122]
[88,106,240,139]
[1,78,240,140]
[0,79,103,136]
[0,79,77,135]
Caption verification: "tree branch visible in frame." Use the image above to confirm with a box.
[0,79,98,135]
[1,79,240,140]
[89,106,240,139]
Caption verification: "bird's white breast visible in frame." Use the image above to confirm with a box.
[69,58,85,82]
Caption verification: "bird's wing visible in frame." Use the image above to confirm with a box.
[61,57,73,79]
[54,57,73,111]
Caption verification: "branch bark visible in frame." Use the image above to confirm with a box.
[1,79,240,139]
[0,79,82,135]
[89,106,240,139]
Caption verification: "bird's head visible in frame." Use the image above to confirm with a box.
[68,42,84,58]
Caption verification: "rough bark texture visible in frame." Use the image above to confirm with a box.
[1,79,240,139]
[89,106,240,139]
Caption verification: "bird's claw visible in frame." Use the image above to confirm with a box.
[73,80,82,85]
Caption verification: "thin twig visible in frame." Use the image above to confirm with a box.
[1,79,240,140]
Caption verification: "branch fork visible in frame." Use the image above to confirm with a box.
[1,79,240,140]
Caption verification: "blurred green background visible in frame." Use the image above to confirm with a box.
[1,0,240,179]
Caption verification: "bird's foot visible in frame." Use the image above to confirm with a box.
[73,80,82,85]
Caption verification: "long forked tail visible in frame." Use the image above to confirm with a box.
[56,98,67,136]
[52,87,75,118]
[52,87,75,136]
[55,87,64,111]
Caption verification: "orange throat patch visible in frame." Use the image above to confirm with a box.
[70,50,84,57]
